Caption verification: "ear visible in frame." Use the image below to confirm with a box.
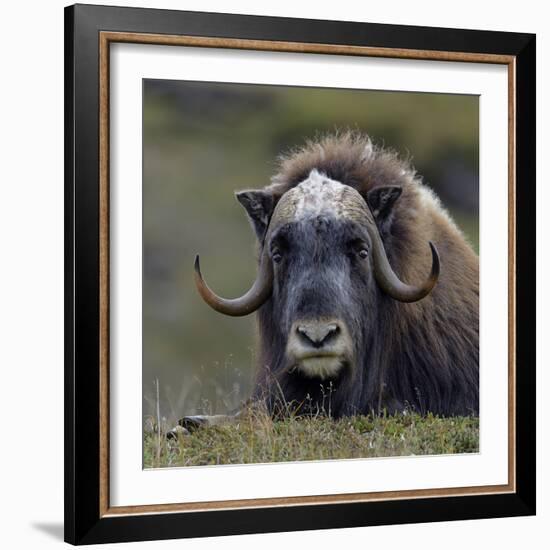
[366,186,402,229]
[235,189,275,240]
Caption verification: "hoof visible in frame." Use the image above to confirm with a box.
[166,424,189,440]
[177,415,209,432]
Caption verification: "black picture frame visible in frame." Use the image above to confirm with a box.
[65,3,536,545]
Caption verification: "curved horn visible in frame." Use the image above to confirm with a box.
[194,250,273,316]
[367,221,440,303]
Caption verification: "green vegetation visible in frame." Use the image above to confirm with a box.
[143,410,479,468]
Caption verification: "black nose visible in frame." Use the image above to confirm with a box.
[297,322,340,348]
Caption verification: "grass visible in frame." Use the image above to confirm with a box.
[143,406,479,468]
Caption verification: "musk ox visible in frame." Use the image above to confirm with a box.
[193,132,479,420]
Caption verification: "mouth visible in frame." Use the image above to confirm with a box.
[291,355,346,380]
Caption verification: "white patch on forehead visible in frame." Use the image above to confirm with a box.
[269,169,371,230]
[290,169,351,220]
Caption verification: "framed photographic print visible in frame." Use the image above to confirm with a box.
[64,3,536,545]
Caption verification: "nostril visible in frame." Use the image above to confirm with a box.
[323,324,340,346]
[297,326,317,347]
[296,322,341,348]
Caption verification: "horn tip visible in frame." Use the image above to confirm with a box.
[194,255,202,277]
[428,242,441,286]
[428,241,440,269]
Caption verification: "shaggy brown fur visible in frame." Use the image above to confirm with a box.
[251,131,479,416]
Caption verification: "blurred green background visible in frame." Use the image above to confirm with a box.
[142,79,479,422]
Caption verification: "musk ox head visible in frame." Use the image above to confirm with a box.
[194,168,439,388]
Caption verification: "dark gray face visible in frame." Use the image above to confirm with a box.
[267,213,377,380]
[252,170,380,381]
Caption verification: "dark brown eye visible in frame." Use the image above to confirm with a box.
[358,249,369,259]
[272,250,282,264]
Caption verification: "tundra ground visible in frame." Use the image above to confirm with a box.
[143,410,479,468]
